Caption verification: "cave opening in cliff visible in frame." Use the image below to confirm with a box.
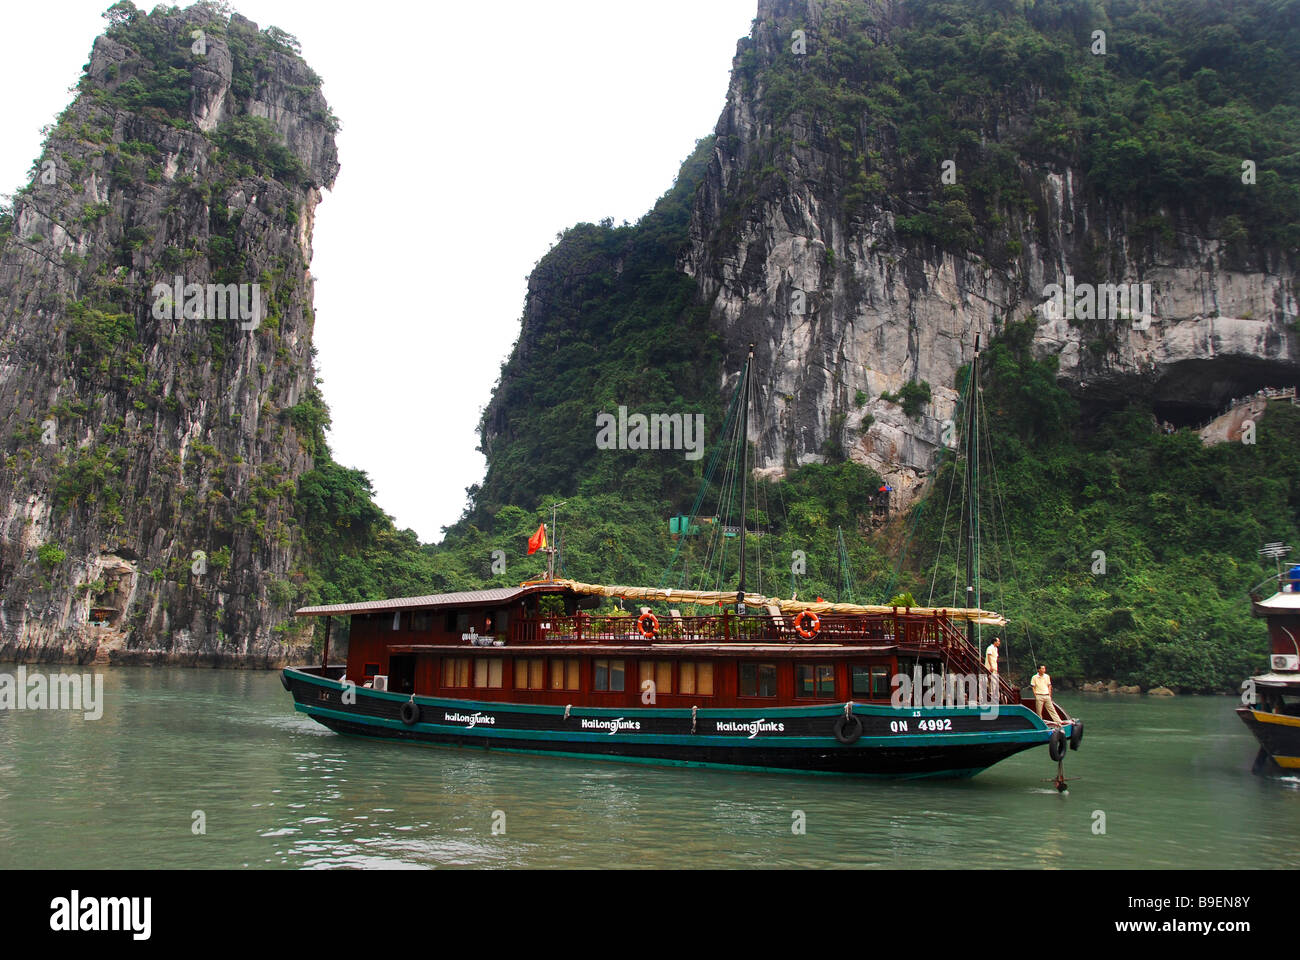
[1154,358,1300,430]
[1151,399,1221,430]
[1079,359,1300,432]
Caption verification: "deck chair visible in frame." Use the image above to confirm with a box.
[764,603,791,640]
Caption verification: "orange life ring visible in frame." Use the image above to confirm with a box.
[637,612,659,639]
[795,611,820,639]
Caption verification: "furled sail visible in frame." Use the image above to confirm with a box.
[543,579,1008,626]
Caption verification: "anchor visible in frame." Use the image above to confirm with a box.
[1043,756,1081,792]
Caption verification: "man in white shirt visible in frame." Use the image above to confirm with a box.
[984,637,1000,677]
[1030,665,1056,720]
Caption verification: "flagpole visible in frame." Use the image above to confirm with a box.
[548,500,567,581]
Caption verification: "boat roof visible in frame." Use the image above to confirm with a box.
[295,583,565,617]
[1249,671,1300,688]
[1253,591,1300,612]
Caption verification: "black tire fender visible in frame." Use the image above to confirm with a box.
[1069,718,1084,751]
[833,714,863,744]
[400,699,420,726]
[1048,729,1066,761]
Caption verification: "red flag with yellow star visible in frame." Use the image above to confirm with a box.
[527,523,547,555]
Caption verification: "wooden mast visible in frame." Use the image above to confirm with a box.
[965,334,981,646]
[737,344,755,614]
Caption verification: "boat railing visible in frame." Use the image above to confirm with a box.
[508,612,948,647]
[293,663,347,681]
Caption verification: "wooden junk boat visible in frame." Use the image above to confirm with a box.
[1240,559,1300,773]
[281,581,1081,779]
[281,341,1083,780]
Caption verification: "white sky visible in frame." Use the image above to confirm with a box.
[0,0,757,541]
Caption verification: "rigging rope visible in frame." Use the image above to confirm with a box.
[926,395,966,607]
[978,375,1039,672]
[660,364,746,591]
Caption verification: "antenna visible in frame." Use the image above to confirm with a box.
[1260,542,1292,578]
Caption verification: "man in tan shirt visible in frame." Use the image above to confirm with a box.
[1031,665,1057,720]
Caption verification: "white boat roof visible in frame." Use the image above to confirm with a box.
[297,585,545,616]
[1254,591,1300,611]
[1249,671,1300,687]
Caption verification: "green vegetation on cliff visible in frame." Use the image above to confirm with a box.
[95,0,337,133]
[732,0,1299,258]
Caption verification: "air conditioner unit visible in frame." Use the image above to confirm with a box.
[1270,655,1299,672]
[371,675,388,691]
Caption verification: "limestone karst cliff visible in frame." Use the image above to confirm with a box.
[681,0,1298,507]
[0,3,338,663]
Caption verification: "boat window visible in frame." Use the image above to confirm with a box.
[363,662,380,678]
[408,611,432,631]
[639,661,672,696]
[796,664,835,698]
[740,663,777,697]
[549,658,580,691]
[679,661,714,696]
[851,666,870,695]
[474,658,504,689]
[594,659,625,692]
[514,657,545,690]
[852,665,892,699]
[871,665,890,699]
[443,657,470,688]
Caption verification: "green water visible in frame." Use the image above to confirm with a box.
[0,664,1295,869]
